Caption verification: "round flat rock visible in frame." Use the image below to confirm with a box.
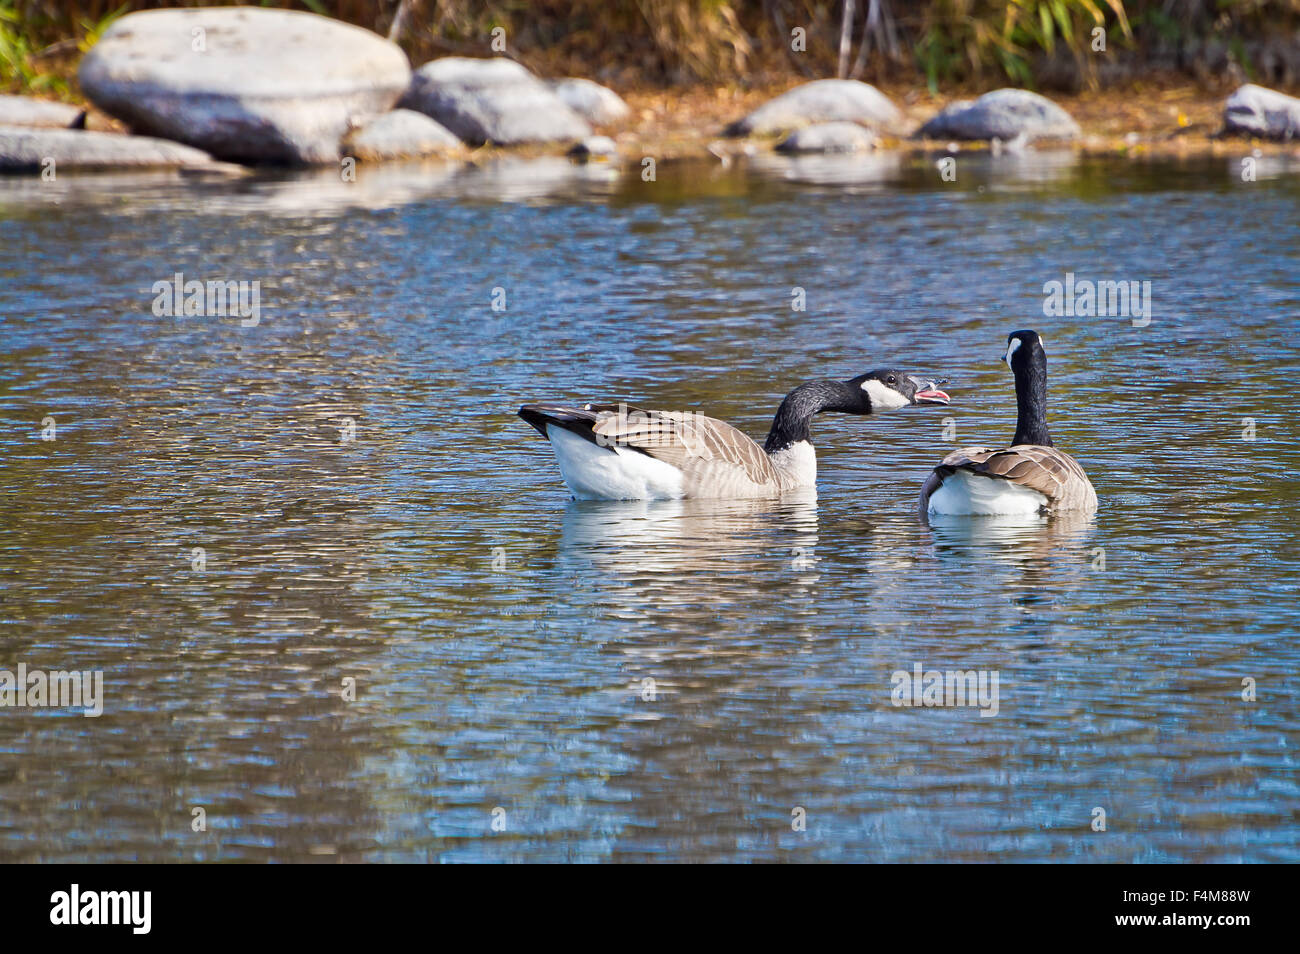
[79,8,410,164]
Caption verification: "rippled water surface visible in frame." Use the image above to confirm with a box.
[1,153,1297,862]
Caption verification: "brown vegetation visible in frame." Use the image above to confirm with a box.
[5,1,1300,97]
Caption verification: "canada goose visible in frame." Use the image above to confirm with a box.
[520,370,951,500]
[920,330,1097,517]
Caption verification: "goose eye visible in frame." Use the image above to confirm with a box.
[886,375,896,385]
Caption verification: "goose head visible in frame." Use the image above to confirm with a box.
[850,369,951,412]
[1004,330,1046,373]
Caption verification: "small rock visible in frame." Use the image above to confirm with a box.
[79,8,410,164]
[400,57,590,146]
[568,135,618,159]
[0,95,84,129]
[0,126,222,171]
[547,79,629,125]
[776,121,877,154]
[727,79,901,136]
[1223,84,1300,141]
[917,89,1081,142]
[343,109,463,161]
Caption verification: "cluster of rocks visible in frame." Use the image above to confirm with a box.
[727,75,1299,149]
[2,6,1299,173]
[0,7,627,172]
[736,83,1085,153]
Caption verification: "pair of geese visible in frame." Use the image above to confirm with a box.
[519,330,1097,516]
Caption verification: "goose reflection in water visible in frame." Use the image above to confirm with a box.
[924,511,1095,560]
[555,489,822,604]
[922,511,1100,616]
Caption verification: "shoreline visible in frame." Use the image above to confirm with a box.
[7,64,1299,171]
[4,2,1298,170]
[609,79,1300,162]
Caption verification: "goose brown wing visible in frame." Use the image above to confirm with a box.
[934,444,1094,507]
[590,409,780,493]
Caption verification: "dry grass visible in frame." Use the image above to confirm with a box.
[5,1,1300,96]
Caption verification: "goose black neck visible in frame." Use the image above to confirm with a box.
[1012,351,1053,446]
[764,380,861,453]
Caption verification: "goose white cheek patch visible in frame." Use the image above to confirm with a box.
[1005,338,1022,366]
[862,379,910,410]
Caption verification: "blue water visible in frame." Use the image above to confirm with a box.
[0,152,1297,861]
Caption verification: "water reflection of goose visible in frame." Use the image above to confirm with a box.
[556,491,821,587]
[521,370,949,500]
[925,510,1096,565]
[921,330,1097,517]
[923,511,1099,614]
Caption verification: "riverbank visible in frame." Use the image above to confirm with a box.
[610,77,1300,161]
[3,5,1297,173]
[25,75,1300,168]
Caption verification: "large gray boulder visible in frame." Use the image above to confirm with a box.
[343,109,463,161]
[78,8,410,164]
[727,79,901,136]
[400,57,591,146]
[1223,84,1300,141]
[776,121,877,154]
[0,95,84,128]
[0,126,222,171]
[917,89,1081,141]
[547,78,630,125]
